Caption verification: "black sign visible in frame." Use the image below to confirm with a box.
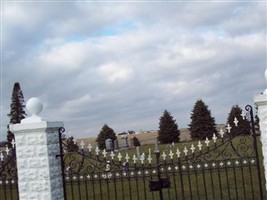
[149,178,171,191]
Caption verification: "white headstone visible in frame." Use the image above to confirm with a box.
[105,138,113,152]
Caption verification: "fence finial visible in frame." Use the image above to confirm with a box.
[21,97,43,123]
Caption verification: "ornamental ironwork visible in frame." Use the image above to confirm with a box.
[58,105,265,200]
[0,140,19,200]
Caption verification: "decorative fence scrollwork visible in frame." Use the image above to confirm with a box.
[58,105,265,200]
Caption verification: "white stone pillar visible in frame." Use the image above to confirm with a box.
[254,69,267,192]
[9,97,64,200]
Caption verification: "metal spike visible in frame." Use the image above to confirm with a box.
[197,141,202,151]
[5,146,10,155]
[169,150,174,159]
[176,148,181,158]
[102,149,107,158]
[0,152,4,161]
[212,133,217,143]
[125,153,130,163]
[110,151,115,160]
[87,144,92,152]
[147,155,152,163]
[133,154,137,163]
[117,152,122,161]
[11,139,16,149]
[80,141,85,149]
[162,151,167,160]
[226,123,232,133]
[190,144,195,153]
[183,147,188,156]
[219,129,224,138]
[234,117,239,127]
[95,146,100,155]
[205,137,210,147]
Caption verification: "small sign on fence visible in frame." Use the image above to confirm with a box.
[149,178,171,192]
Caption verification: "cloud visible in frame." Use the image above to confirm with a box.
[1,2,266,140]
[98,63,134,83]
[37,42,89,71]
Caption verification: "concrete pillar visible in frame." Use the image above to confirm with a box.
[9,97,64,200]
[254,69,267,192]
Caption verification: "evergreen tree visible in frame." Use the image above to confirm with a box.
[133,136,141,147]
[226,105,251,136]
[7,82,27,147]
[158,110,180,144]
[96,124,117,149]
[189,99,217,140]
[66,136,79,152]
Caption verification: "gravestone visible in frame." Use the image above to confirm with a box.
[128,138,134,148]
[119,135,129,150]
[105,138,113,152]
[114,139,119,152]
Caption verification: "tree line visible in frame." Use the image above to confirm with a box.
[4,82,259,149]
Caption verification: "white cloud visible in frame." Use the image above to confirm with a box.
[63,94,92,109]
[98,63,134,83]
[37,42,89,71]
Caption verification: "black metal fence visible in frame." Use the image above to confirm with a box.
[58,105,266,200]
[0,144,19,200]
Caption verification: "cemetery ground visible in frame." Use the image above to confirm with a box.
[62,135,266,200]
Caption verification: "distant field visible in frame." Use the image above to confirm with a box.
[79,128,190,146]
[78,125,226,146]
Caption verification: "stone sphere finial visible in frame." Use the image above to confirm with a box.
[26,97,43,116]
[21,97,43,124]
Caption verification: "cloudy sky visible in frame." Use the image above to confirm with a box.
[0,1,266,140]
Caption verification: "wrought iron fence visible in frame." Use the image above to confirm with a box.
[58,105,265,200]
[0,142,19,200]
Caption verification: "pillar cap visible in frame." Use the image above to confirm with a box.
[21,97,43,124]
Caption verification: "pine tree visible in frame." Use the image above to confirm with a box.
[189,99,217,140]
[96,124,117,149]
[158,110,180,144]
[7,82,27,147]
[226,105,251,136]
[66,136,79,152]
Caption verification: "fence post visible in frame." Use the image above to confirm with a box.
[9,97,65,200]
[254,68,267,192]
